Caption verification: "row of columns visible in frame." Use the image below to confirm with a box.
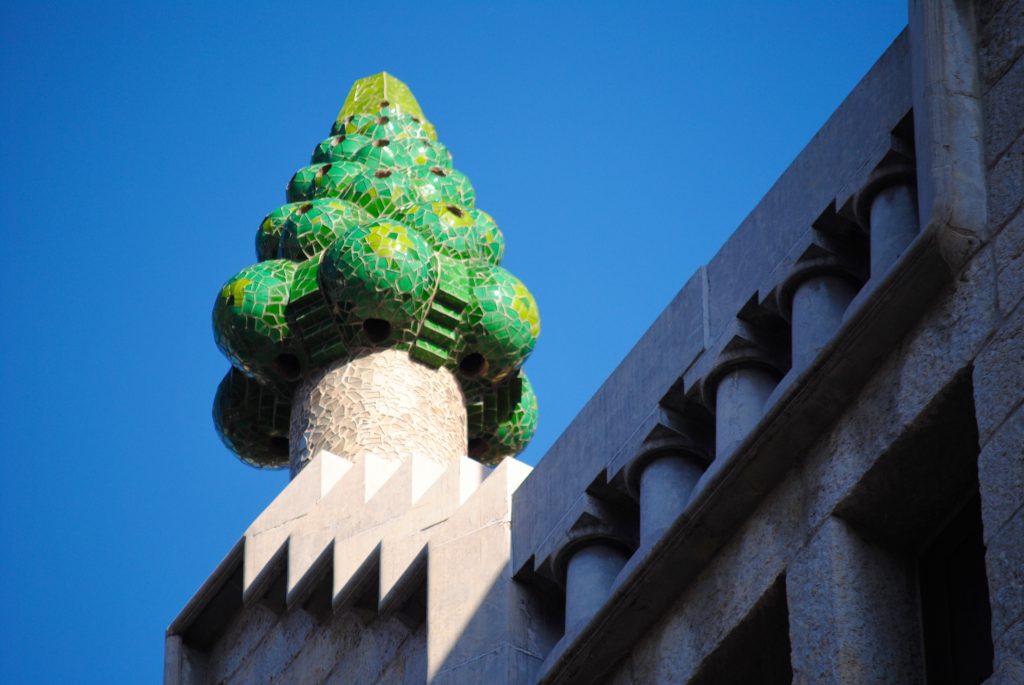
[549,161,920,635]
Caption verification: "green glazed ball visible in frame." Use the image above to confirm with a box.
[312,134,372,164]
[341,168,414,218]
[471,372,538,465]
[333,109,434,141]
[256,203,302,262]
[460,264,540,381]
[319,219,438,346]
[391,138,453,169]
[278,199,370,261]
[408,166,476,207]
[310,161,366,200]
[213,367,291,469]
[491,372,538,455]
[397,202,481,260]
[212,259,301,385]
[352,138,416,170]
[470,208,505,265]
[286,164,327,203]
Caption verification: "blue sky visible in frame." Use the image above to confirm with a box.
[0,2,905,682]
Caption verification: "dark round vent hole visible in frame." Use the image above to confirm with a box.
[316,163,333,178]
[376,116,390,125]
[298,202,314,214]
[446,205,464,218]
[468,438,488,458]
[374,139,390,147]
[459,353,488,378]
[411,116,421,123]
[374,169,392,179]
[430,166,447,177]
[363,318,391,342]
[378,100,390,108]
[274,353,302,381]
[268,436,289,458]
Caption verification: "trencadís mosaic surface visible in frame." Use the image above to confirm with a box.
[212,73,539,468]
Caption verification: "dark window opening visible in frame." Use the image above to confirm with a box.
[689,576,792,685]
[919,492,993,685]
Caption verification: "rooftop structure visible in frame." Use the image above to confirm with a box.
[167,2,1023,683]
[211,72,539,474]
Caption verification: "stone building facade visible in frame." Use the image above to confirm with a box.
[166,1,1023,682]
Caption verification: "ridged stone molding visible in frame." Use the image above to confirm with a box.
[289,348,467,475]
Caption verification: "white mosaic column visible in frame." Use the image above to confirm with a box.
[288,348,467,476]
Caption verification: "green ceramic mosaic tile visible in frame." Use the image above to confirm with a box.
[352,138,416,170]
[391,138,453,169]
[398,202,482,261]
[285,164,325,203]
[311,162,367,200]
[277,199,370,262]
[213,72,540,468]
[213,259,298,386]
[319,219,438,347]
[337,168,413,217]
[213,367,291,469]
[336,110,435,142]
[490,371,537,456]
[407,165,476,207]
[312,134,372,164]
[460,264,540,382]
[287,259,348,368]
[337,73,426,122]
[464,370,537,465]
[471,208,505,265]
[257,203,302,262]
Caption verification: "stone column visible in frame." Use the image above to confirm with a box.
[779,250,864,374]
[288,348,467,476]
[790,276,859,371]
[856,162,919,278]
[550,507,635,635]
[562,544,630,633]
[637,457,704,545]
[627,426,711,547]
[712,365,779,460]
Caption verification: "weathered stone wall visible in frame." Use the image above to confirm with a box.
[600,2,1023,681]
[606,220,994,682]
[976,0,1024,675]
